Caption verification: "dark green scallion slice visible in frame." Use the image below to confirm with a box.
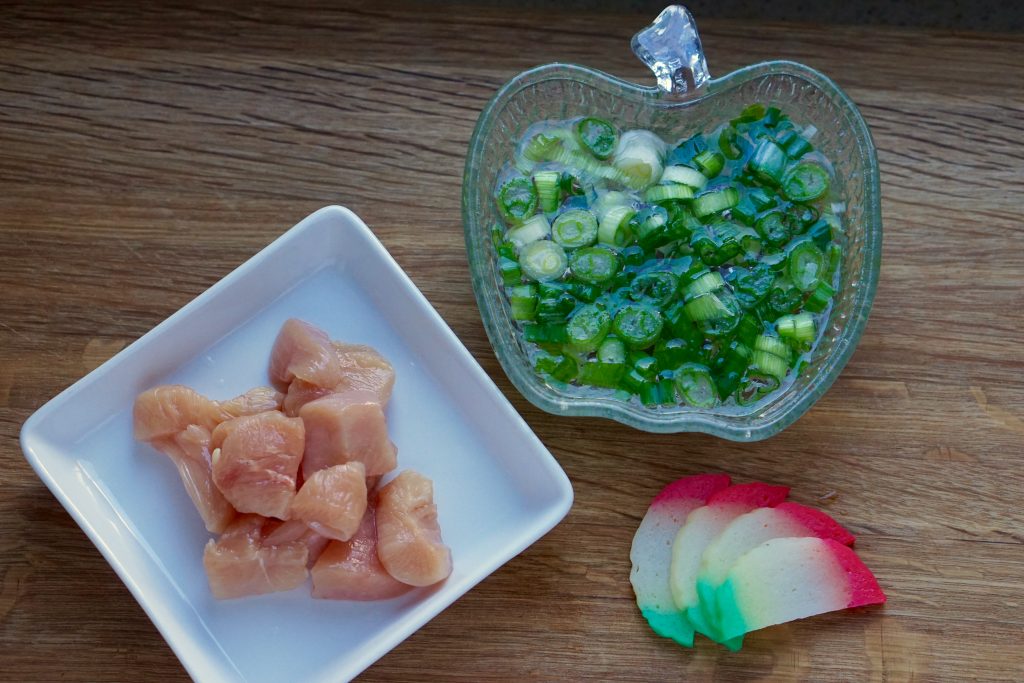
[675,363,718,407]
[787,239,825,292]
[569,245,621,285]
[497,176,538,224]
[630,271,680,306]
[783,162,831,203]
[575,117,618,160]
[566,304,612,352]
[612,305,664,350]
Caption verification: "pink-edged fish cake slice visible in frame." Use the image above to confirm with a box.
[691,502,856,645]
[629,473,731,647]
[668,482,789,649]
[716,536,886,641]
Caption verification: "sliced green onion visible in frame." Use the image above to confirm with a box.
[824,243,843,282]
[564,280,602,303]
[661,165,708,190]
[684,292,733,321]
[630,271,680,306]
[598,205,635,246]
[732,104,766,125]
[575,117,618,160]
[507,214,550,248]
[535,352,577,381]
[620,244,646,267]
[597,336,627,364]
[803,281,836,313]
[718,127,743,160]
[686,270,725,298]
[754,211,791,247]
[612,305,664,350]
[675,363,718,408]
[560,171,584,196]
[754,334,791,362]
[497,177,538,224]
[776,313,815,343]
[654,337,696,370]
[569,245,621,285]
[749,188,777,211]
[712,341,752,399]
[778,130,813,159]
[749,139,787,185]
[783,162,831,202]
[536,289,576,323]
[788,239,825,291]
[645,184,695,203]
[520,240,568,281]
[737,373,780,405]
[522,322,568,344]
[523,133,563,162]
[532,171,561,213]
[632,355,659,379]
[566,304,612,352]
[509,284,538,320]
[578,361,625,388]
[498,256,522,286]
[613,130,666,189]
[693,150,725,178]
[792,313,816,343]
[551,209,598,248]
[692,187,739,218]
[750,349,789,381]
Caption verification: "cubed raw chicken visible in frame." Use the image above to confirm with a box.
[299,392,397,479]
[218,386,284,418]
[211,411,304,519]
[263,519,330,567]
[282,379,334,417]
[268,318,343,390]
[311,502,412,601]
[133,385,224,441]
[290,462,368,541]
[203,515,308,599]
[281,344,395,416]
[332,342,395,405]
[376,470,452,587]
[150,425,236,533]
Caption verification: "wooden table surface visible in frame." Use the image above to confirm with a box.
[2,2,1023,681]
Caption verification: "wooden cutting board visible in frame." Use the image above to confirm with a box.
[1,2,1021,681]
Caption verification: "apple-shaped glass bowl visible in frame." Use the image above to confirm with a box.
[461,6,881,440]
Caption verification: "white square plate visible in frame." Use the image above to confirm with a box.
[20,206,573,683]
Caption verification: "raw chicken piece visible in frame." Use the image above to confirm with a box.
[218,386,284,418]
[211,411,304,519]
[150,425,236,533]
[311,503,412,601]
[299,392,397,479]
[291,462,368,541]
[133,385,223,441]
[268,319,343,390]
[376,471,452,587]
[332,342,395,406]
[263,519,330,567]
[282,379,334,417]
[281,345,395,416]
[203,515,308,599]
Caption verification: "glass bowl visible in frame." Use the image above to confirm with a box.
[461,6,881,440]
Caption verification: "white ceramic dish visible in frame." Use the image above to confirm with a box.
[20,206,574,683]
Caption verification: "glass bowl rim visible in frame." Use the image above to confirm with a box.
[462,60,882,440]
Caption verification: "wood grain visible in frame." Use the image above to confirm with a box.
[2,2,1023,681]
